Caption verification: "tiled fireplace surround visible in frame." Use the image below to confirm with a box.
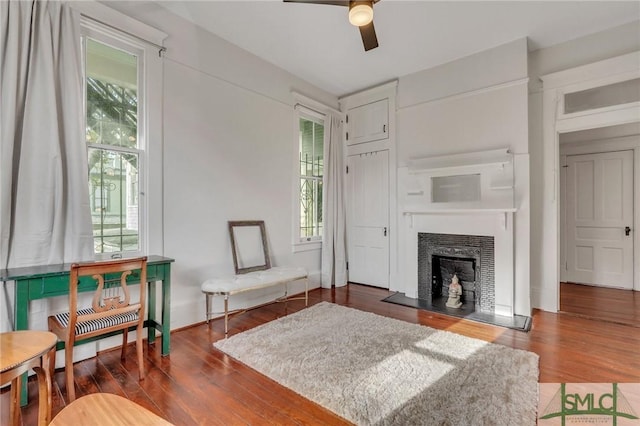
[418,233,495,312]
[402,212,515,317]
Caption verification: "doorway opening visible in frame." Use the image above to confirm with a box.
[559,123,639,325]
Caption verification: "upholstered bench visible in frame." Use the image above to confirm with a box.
[201,266,308,335]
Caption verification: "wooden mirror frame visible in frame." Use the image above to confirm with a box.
[228,220,271,274]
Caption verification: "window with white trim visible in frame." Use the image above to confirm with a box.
[82,26,146,256]
[297,110,325,243]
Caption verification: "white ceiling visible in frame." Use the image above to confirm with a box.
[159,1,639,97]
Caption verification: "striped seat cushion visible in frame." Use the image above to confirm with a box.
[53,307,139,335]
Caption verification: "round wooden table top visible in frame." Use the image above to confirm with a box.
[0,331,57,373]
[50,393,174,426]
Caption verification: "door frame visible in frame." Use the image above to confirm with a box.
[540,51,640,312]
[340,81,398,291]
[560,141,638,287]
[346,150,390,288]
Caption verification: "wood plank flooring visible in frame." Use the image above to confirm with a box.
[4,284,640,425]
[560,282,640,327]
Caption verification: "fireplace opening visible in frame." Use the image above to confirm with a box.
[418,233,494,313]
[432,255,476,307]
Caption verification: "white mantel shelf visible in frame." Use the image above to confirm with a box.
[403,208,517,215]
[407,160,510,175]
[407,148,512,174]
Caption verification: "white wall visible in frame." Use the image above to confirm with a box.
[528,21,640,310]
[100,2,339,329]
[395,39,531,316]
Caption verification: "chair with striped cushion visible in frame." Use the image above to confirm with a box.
[48,257,147,402]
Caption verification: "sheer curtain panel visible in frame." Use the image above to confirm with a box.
[321,114,347,288]
[0,0,94,269]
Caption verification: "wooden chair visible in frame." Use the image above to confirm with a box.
[48,257,147,402]
[1,331,57,426]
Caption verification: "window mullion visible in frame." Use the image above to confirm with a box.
[88,143,140,155]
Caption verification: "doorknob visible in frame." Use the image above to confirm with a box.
[383,227,387,236]
[625,226,631,236]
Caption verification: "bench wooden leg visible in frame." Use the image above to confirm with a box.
[205,293,212,324]
[283,282,288,310]
[224,295,229,336]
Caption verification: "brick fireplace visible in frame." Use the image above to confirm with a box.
[418,233,495,313]
[400,211,514,317]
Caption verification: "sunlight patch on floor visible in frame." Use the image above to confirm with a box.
[414,330,488,360]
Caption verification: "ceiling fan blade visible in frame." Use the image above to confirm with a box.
[359,21,379,51]
[283,0,349,6]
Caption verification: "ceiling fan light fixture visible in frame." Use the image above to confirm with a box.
[349,1,373,27]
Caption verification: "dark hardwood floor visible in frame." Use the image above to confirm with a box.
[4,283,640,425]
[560,281,640,327]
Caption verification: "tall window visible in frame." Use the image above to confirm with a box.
[298,115,324,242]
[83,33,144,255]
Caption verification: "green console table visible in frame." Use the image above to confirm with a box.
[0,255,174,405]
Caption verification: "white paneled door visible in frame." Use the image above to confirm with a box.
[347,150,389,288]
[566,150,634,289]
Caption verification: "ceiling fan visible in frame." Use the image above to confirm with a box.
[284,0,380,51]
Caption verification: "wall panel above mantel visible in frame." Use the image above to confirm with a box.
[398,38,528,109]
[397,82,529,162]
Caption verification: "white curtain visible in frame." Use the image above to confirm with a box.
[321,114,347,288]
[0,0,94,269]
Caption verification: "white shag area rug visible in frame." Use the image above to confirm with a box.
[214,302,539,426]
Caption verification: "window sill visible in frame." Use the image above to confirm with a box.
[93,251,144,261]
[293,240,322,253]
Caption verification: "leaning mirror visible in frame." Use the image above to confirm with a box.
[228,220,271,274]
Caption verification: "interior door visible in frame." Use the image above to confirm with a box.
[347,150,389,288]
[566,150,634,288]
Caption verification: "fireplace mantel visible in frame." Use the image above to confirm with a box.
[407,148,512,173]
[397,148,523,318]
[403,209,516,231]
